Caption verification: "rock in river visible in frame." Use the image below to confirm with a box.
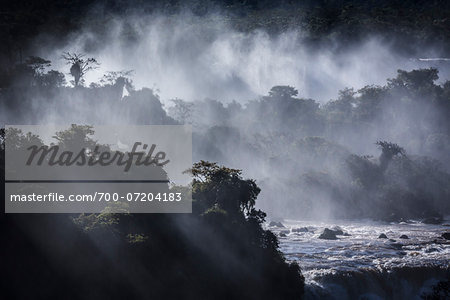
[319,228,338,240]
[331,226,344,235]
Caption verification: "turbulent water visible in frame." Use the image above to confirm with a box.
[268,219,450,300]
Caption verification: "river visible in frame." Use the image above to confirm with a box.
[269,219,450,299]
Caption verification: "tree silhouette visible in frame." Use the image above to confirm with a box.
[62,52,99,87]
[188,160,261,218]
[376,141,405,171]
[268,85,298,99]
[40,70,66,87]
[25,56,51,77]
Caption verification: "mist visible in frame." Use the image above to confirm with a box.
[33,12,449,104]
[2,8,450,221]
[3,2,450,299]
